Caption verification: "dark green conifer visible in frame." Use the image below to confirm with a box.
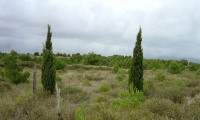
[129,27,143,92]
[41,25,56,94]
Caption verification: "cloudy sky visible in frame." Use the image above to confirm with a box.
[0,0,199,58]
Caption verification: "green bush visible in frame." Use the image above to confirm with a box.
[82,52,100,65]
[189,62,199,71]
[99,84,109,92]
[155,86,185,104]
[18,54,32,61]
[116,72,126,82]
[54,58,65,70]
[113,63,120,73]
[196,68,200,75]
[2,50,30,84]
[145,98,181,119]
[75,104,88,120]
[143,80,156,98]
[112,90,145,108]
[168,61,182,74]
[155,72,165,81]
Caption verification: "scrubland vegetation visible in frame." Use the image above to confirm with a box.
[0,27,199,120]
[0,52,200,120]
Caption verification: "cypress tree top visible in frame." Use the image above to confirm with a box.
[45,25,52,50]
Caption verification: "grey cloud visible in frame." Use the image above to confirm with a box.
[0,0,199,59]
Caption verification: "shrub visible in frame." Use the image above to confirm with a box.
[155,72,165,81]
[168,61,182,74]
[144,98,181,119]
[186,79,200,87]
[99,84,109,92]
[196,68,200,75]
[20,61,34,68]
[143,80,156,98]
[183,99,200,119]
[82,52,100,65]
[112,90,145,109]
[75,104,88,120]
[2,50,30,84]
[155,86,185,104]
[189,62,199,71]
[116,72,126,82]
[54,58,65,70]
[18,54,32,61]
[113,63,120,73]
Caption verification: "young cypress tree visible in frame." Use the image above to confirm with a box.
[41,25,56,94]
[129,27,143,92]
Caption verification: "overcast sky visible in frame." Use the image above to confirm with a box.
[0,0,199,58]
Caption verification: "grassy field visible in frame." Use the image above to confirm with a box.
[0,65,200,120]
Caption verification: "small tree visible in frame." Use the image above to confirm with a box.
[41,25,56,94]
[168,61,182,74]
[129,27,143,92]
[2,50,30,84]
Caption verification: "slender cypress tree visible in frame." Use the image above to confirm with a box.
[41,25,56,94]
[129,27,143,92]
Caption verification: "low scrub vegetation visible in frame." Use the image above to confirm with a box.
[0,51,199,119]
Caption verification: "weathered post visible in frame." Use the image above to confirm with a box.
[33,63,36,94]
[56,84,62,120]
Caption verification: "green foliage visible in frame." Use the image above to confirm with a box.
[18,54,32,61]
[69,53,82,64]
[99,84,110,92]
[155,72,165,81]
[196,68,200,75]
[41,25,56,94]
[183,99,200,119]
[144,98,181,119]
[129,27,143,92]
[75,104,88,120]
[112,90,145,108]
[113,63,120,73]
[2,50,30,84]
[116,72,126,82]
[180,59,188,66]
[168,60,182,74]
[82,52,100,65]
[34,52,40,56]
[189,62,199,71]
[54,58,65,70]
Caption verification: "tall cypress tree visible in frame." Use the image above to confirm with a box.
[129,27,143,92]
[41,25,56,94]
